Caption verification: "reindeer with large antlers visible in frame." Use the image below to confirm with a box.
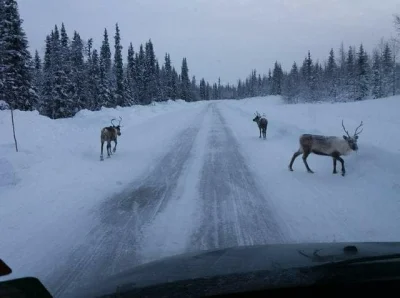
[289,120,363,176]
[100,117,122,161]
[253,111,268,139]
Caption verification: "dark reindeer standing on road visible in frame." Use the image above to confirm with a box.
[100,117,122,161]
[289,120,363,176]
[253,112,268,139]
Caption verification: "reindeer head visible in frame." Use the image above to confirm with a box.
[253,112,261,123]
[111,117,122,136]
[342,120,363,151]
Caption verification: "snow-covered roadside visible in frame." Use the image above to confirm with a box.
[0,100,207,279]
[219,96,400,243]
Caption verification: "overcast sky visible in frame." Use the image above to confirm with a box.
[18,0,399,84]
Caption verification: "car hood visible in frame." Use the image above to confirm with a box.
[87,242,400,297]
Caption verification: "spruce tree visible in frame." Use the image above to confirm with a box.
[70,31,85,110]
[371,50,383,99]
[99,28,112,107]
[180,58,191,101]
[125,42,136,104]
[355,44,369,100]
[0,0,38,110]
[113,23,124,106]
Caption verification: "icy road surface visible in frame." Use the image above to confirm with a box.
[48,103,287,297]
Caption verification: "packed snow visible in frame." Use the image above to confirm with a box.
[1,96,400,294]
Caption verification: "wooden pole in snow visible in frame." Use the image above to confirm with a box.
[10,105,19,153]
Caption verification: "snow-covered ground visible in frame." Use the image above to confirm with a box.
[0,100,206,280]
[219,96,400,242]
[1,96,400,297]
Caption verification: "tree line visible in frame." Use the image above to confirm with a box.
[238,41,399,103]
[1,0,399,120]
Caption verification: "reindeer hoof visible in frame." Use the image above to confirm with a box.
[307,170,314,174]
[289,167,293,172]
[341,172,346,176]
[100,157,104,161]
[333,170,337,174]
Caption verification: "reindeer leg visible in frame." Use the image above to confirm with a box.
[289,151,302,171]
[113,139,117,153]
[259,127,261,138]
[100,141,104,161]
[302,151,314,173]
[332,157,337,174]
[264,124,268,139]
[336,156,346,176]
[107,142,111,158]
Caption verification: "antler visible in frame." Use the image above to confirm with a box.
[354,121,363,136]
[111,116,123,127]
[341,120,351,138]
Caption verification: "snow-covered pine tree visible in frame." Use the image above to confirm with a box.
[163,53,173,99]
[144,39,157,103]
[346,46,357,101]
[371,49,383,99]
[50,25,74,118]
[283,61,300,103]
[125,42,136,104]
[0,0,38,110]
[134,44,146,104]
[355,44,370,100]
[199,78,206,100]
[180,58,191,101]
[325,48,338,99]
[32,50,44,111]
[40,34,53,116]
[205,82,211,100]
[70,31,86,111]
[212,83,218,100]
[381,42,393,97]
[154,61,164,101]
[271,61,283,96]
[171,67,180,100]
[191,75,199,101]
[86,48,101,110]
[99,28,113,108]
[113,23,124,107]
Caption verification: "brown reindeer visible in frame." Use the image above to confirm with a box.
[289,120,363,176]
[100,117,122,161]
[253,112,268,139]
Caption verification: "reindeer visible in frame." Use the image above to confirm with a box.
[253,112,268,139]
[288,120,363,176]
[100,117,122,161]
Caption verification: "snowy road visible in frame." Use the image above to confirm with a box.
[191,104,284,250]
[48,103,286,297]
[2,96,400,298]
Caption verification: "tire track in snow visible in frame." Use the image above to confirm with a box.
[49,104,210,298]
[191,104,286,251]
